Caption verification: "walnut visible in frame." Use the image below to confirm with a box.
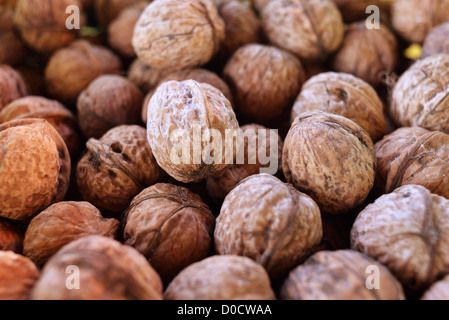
[147,79,239,183]
[95,0,148,27]
[45,40,122,105]
[423,22,449,58]
[392,0,449,44]
[0,119,70,221]
[283,111,376,215]
[132,0,225,71]
[351,184,449,293]
[291,72,387,142]
[76,125,165,213]
[214,174,323,278]
[333,22,399,87]
[0,251,39,300]
[14,0,85,53]
[0,65,28,111]
[122,183,214,281]
[391,55,449,133]
[261,0,344,61]
[0,8,26,65]
[223,44,304,124]
[77,75,143,139]
[165,255,276,300]
[374,127,449,199]
[0,218,23,253]
[281,250,405,300]
[31,235,163,300]
[0,96,80,157]
[127,58,171,94]
[421,275,449,300]
[23,201,119,266]
[333,0,391,22]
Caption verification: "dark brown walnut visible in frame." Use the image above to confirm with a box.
[14,0,85,54]
[132,0,225,71]
[77,125,165,213]
[45,40,122,105]
[0,96,80,157]
[147,80,239,183]
[392,0,449,44]
[0,8,27,65]
[281,250,405,300]
[423,22,449,57]
[0,65,28,111]
[0,218,23,253]
[421,275,449,300]
[205,124,283,204]
[391,55,449,134]
[223,44,304,124]
[215,174,323,278]
[95,0,148,27]
[122,183,214,281]
[375,127,449,199]
[261,0,344,61]
[77,75,143,139]
[165,255,276,300]
[291,72,386,142]
[333,22,398,87]
[283,111,376,215]
[23,201,119,266]
[31,235,163,300]
[127,58,171,94]
[351,185,449,293]
[0,119,70,221]
[333,0,391,22]
[0,251,39,300]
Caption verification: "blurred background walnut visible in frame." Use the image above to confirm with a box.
[0,6,26,65]
[423,22,449,57]
[127,58,171,94]
[95,0,149,27]
[0,65,28,111]
[421,275,449,300]
[332,0,391,22]
[0,218,23,253]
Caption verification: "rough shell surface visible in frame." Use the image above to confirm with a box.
[0,218,23,253]
[423,22,449,57]
[0,65,28,111]
[421,275,449,300]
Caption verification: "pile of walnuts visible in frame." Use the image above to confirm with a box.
[2,0,449,301]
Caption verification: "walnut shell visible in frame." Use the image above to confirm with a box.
[0,251,39,300]
[333,22,398,87]
[23,201,120,266]
[0,119,71,221]
[281,250,405,300]
[14,0,85,53]
[283,111,376,215]
[133,0,225,71]
[261,0,344,61]
[351,184,449,293]
[223,44,304,124]
[164,255,276,300]
[31,235,163,300]
[421,275,449,300]
[390,55,449,134]
[0,218,23,253]
[215,174,323,278]
[423,22,449,58]
[291,72,386,142]
[45,40,122,105]
[0,65,28,111]
[375,127,449,199]
[147,79,239,183]
[95,0,147,27]
[77,125,165,213]
[122,183,214,281]
[127,58,171,94]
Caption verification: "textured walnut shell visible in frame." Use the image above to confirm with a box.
[333,0,391,22]
[165,255,276,300]
[77,125,164,213]
[392,0,449,44]
[0,96,80,157]
[77,75,143,139]
[423,22,449,58]
[421,275,449,300]
[95,0,147,27]
[23,201,120,266]
[132,0,225,71]
[391,55,449,133]
[0,65,28,111]
[31,235,163,300]
[0,251,39,300]
[215,174,323,278]
[283,111,376,215]
[261,0,344,61]
[147,80,239,183]
[45,40,122,105]
[14,0,85,53]
[291,72,386,142]
[223,44,304,124]
[0,218,23,253]
[127,58,171,94]
[122,183,214,281]
[333,22,398,87]
[375,127,449,199]
[351,185,449,293]
[0,119,71,221]
[281,250,405,300]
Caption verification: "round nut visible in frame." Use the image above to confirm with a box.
[164,255,276,300]
[423,22,449,58]
[95,0,146,27]
[421,275,449,300]
[0,8,27,66]
[0,65,28,111]
[0,218,23,253]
